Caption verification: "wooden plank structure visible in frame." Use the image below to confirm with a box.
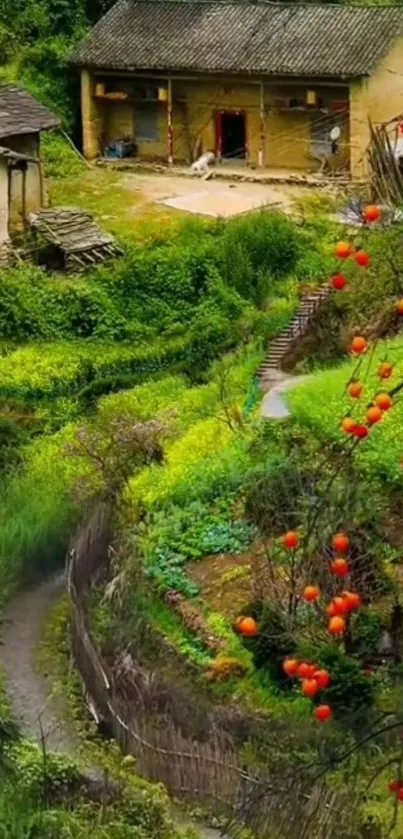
[29,206,122,271]
[368,115,403,204]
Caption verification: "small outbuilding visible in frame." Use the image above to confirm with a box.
[0,84,60,257]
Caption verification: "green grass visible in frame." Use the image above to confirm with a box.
[287,334,403,485]
[48,165,181,243]
[0,338,194,400]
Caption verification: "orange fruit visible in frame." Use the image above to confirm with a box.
[282,530,300,549]
[362,205,381,223]
[354,250,370,268]
[314,704,332,722]
[342,417,357,434]
[297,662,313,679]
[330,558,350,577]
[283,658,299,677]
[351,336,368,354]
[367,405,383,425]
[375,392,392,411]
[335,241,352,259]
[342,591,361,611]
[353,425,369,439]
[396,299,403,315]
[332,533,349,553]
[332,596,349,615]
[331,273,347,290]
[237,617,258,637]
[303,585,320,602]
[302,678,319,698]
[378,361,393,379]
[313,669,330,689]
[328,616,346,634]
[348,381,363,399]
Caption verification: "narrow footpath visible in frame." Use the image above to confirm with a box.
[0,572,228,838]
[0,571,74,753]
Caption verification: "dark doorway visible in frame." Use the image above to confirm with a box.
[221,112,246,159]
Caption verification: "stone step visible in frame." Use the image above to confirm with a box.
[257,281,332,381]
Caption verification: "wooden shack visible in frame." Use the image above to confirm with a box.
[0,84,60,257]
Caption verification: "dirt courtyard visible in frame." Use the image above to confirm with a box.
[121,172,305,217]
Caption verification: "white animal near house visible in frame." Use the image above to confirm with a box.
[189,151,215,176]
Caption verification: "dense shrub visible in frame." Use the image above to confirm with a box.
[313,646,376,727]
[239,601,296,688]
[0,210,306,348]
[217,211,301,306]
[350,609,383,662]
[0,337,219,401]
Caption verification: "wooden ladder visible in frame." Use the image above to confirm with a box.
[257,284,333,383]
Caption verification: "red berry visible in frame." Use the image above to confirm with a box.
[282,531,299,549]
[330,558,349,577]
[353,425,369,439]
[332,533,349,553]
[354,250,370,268]
[362,205,381,223]
[314,704,332,722]
[331,273,347,291]
[313,669,330,689]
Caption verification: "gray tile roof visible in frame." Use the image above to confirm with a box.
[0,85,60,139]
[71,0,403,79]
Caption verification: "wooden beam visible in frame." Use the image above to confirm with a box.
[259,80,265,168]
[167,76,173,166]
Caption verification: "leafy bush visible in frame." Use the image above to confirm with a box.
[0,425,80,601]
[6,741,80,799]
[350,608,383,661]
[0,338,202,400]
[144,501,255,595]
[217,211,301,306]
[310,646,376,727]
[42,130,86,179]
[239,602,296,688]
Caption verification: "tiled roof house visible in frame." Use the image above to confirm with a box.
[71,0,403,178]
[0,84,60,250]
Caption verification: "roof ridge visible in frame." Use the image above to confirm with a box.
[127,0,403,7]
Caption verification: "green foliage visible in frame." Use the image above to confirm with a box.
[310,646,376,727]
[239,602,296,688]
[6,741,80,799]
[287,335,403,487]
[0,426,80,601]
[42,132,86,180]
[144,500,255,595]
[217,211,301,306]
[0,338,202,401]
[350,608,383,661]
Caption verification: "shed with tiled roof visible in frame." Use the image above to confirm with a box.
[0,84,60,254]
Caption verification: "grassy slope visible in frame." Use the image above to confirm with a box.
[287,334,403,486]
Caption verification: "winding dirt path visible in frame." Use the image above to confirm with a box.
[260,374,308,419]
[0,574,227,838]
[0,571,75,753]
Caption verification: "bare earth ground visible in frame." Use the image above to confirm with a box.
[123,172,302,217]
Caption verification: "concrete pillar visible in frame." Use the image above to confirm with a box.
[81,70,101,159]
[0,158,9,244]
[349,79,370,181]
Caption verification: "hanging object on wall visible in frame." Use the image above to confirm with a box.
[95,82,105,97]
[158,87,168,102]
[306,90,317,107]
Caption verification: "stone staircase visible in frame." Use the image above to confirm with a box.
[258,283,333,387]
